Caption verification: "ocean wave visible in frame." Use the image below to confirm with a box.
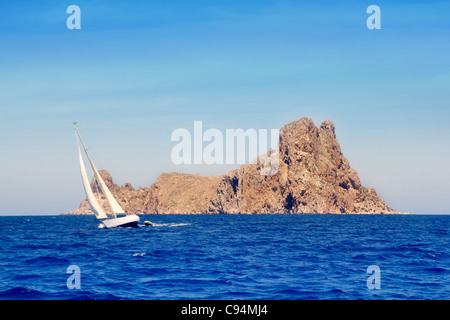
[12,274,43,281]
[0,287,45,299]
[133,252,146,257]
[423,267,447,273]
[149,223,191,227]
[66,291,123,300]
[24,256,70,267]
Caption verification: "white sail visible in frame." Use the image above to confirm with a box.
[77,144,108,220]
[84,152,126,218]
[73,122,141,228]
[74,125,126,218]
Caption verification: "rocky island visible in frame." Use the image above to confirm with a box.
[65,117,398,215]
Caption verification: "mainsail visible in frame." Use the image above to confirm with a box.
[77,141,108,220]
[74,124,126,219]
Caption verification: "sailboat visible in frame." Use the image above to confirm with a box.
[73,122,140,228]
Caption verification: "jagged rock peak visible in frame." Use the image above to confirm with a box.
[320,119,336,137]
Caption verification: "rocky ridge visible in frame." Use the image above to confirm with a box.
[66,118,398,215]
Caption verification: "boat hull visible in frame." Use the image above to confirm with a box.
[102,215,140,228]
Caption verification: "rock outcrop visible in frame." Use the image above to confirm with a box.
[65,118,398,215]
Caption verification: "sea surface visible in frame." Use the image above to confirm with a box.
[0,214,449,300]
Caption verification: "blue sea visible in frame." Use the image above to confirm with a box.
[0,214,449,300]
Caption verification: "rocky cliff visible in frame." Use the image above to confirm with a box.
[66,118,398,215]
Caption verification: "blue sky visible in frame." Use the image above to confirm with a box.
[1,0,449,214]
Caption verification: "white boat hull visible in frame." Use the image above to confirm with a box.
[102,215,140,228]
